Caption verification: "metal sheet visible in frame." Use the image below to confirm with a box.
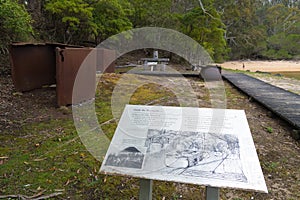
[56,47,96,106]
[96,48,115,73]
[10,43,56,91]
[10,43,83,92]
[10,43,115,106]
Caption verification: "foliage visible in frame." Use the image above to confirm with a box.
[261,33,300,59]
[128,0,181,29]
[0,0,33,74]
[215,0,300,60]
[180,2,228,62]
[0,0,33,51]
[260,4,300,59]
[215,0,267,59]
[45,0,95,44]
[127,0,228,61]
[2,0,300,60]
[92,0,132,43]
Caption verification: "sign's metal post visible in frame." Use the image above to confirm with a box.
[206,186,220,200]
[139,179,153,200]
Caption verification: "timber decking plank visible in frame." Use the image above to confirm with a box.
[222,72,300,129]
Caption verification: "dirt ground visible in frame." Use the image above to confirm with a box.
[0,75,68,133]
[0,71,300,199]
[220,60,300,72]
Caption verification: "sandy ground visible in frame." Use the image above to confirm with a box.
[220,60,300,72]
[218,60,300,95]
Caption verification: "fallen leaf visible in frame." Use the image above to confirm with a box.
[80,153,85,158]
[65,179,70,186]
[13,92,23,96]
[54,189,65,192]
[34,158,46,162]
[49,167,56,171]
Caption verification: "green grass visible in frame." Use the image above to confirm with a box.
[0,119,98,198]
[0,74,184,199]
[271,71,300,80]
[266,126,273,133]
[114,66,135,74]
[262,161,280,173]
[221,68,257,75]
[1,73,298,199]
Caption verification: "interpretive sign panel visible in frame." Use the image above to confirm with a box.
[100,105,268,193]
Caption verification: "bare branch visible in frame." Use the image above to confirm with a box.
[0,192,63,200]
[197,0,221,21]
[198,0,206,12]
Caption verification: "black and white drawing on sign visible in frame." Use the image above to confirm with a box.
[145,129,247,182]
[104,146,144,169]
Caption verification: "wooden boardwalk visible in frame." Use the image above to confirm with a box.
[222,72,300,130]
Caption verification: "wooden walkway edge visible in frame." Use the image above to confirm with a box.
[222,72,300,130]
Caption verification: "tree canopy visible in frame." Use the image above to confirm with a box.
[1,0,300,61]
[92,0,132,44]
[0,0,33,51]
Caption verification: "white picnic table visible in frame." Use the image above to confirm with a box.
[140,58,170,71]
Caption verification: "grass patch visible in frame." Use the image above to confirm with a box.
[0,74,183,199]
[1,73,299,199]
[266,126,273,133]
[271,71,300,80]
[0,119,99,198]
[221,68,257,75]
[262,161,280,173]
[115,66,135,74]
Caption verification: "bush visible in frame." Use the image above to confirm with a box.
[262,49,292,60]
[0,0,33,47]
[0,0,33,74]
[261,33,300,60]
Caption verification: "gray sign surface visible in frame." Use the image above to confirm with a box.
[100,105,268,193]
